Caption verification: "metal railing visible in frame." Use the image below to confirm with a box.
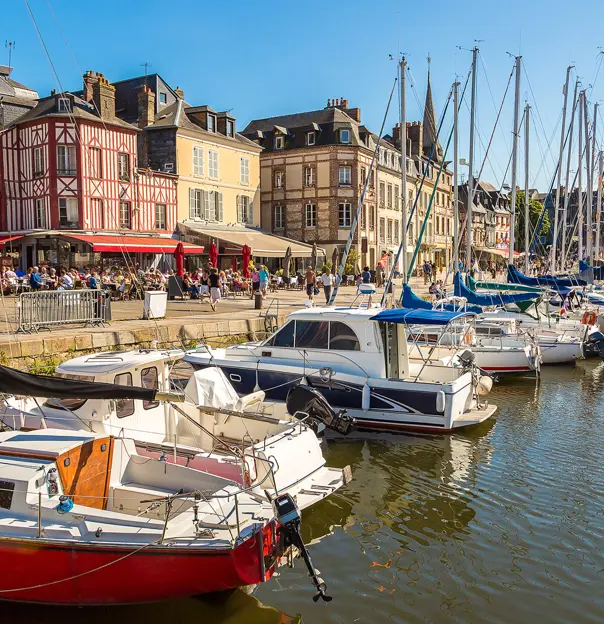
[17,289,111,333]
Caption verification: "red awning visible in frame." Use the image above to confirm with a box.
[0,235,23,246]
[62,234,204,255]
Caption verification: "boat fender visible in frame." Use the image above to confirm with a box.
[477,375,493,396]
[362,383,371,411]
[56,495,74,514]
[436,391,445,413]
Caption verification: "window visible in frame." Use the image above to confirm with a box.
[274,205,284,229]
[226,119,234,137]
[240,157,250,185]
[206,191,223,221]
[295,320,329,349]
[274,135,284,150]
[207,114,216,132]
[339,166,351,186]
[118,153,130,181]
[379,218,385,243]
[0,480,15,510]
[274,170,284,188]
[387,219,393,244]
[92,199,104,229]
[379,182,386,206]
[338,202,351,227]
[340,129,351,144]
[57,97,71,113]
[35,199,46,229]
[304,167,314,187]
[141,367,159,410]
[155,203,166,229]
[395,185,400,210]
[159,92,167,104]
[238,195,253,224]
[59,198,78,228]
[267,321,295,347]
[307,131,315,146]
[189,188,203,219]
[208,149,219,178]
[360,166,366,185]
[193,146,204,176]
[33,147,44,177]
[57,145,76,176]
[369,206,375,230]
[394,220,400,244]
[360,205,366,229]
[90,147,102,179]
[387,184,393,208]
[305,203,317,227]
[329,322,360,351]
[119,201,131,229]
[114,372,134,418]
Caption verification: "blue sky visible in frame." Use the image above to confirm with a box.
[4,0,604,190]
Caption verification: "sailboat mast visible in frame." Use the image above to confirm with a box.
[562,80,579,266]
[597,150,603,262]
[553,66,572,272]
[509,56,522,265]
[400,56,408,283]
[453,80,460,273]
[466,46,478,270]
[591,103,598,262]
[585,95,593,261]
[578,91,584,260]
[524,103,530,271]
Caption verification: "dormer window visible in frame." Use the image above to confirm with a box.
[307,132,316,146]
[159,92,167,104]
[226,119,234,137]
[340,129,351,144]
[57,97,71,113]
[207,114,216,132]
[274,135,285,150]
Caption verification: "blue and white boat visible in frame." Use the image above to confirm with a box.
[185,307,496,434]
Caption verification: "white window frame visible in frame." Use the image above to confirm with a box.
[304,166,314,187]
[274,135,285,150]
[307,131,315,146]
[379,217,385,243]
[58,197,78,227]
[208,149,219,178]
[338,202,352,228]
[35,198,46,229]
[189,188,203,219]
[305,203,317,228]
[57,145,76,176]
[193,146,204,176]
[57,97,71,113]
[90,147,102,179]
[155,203,166,230]
[274,205,284,229]
[340,129,351,144]
[118,153,130,181]
[33,147,44,177]
[238,195,253,224]
[119,201,131,229]
[274,170,284,188]
[240,157,250,185]
[207,114,216,132]
[387,184,393,208]
[339,165,351,186]
[226,119,234,137]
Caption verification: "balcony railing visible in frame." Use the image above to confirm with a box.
[57,168,77,176]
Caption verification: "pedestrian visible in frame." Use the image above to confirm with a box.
[423,260,432,284]
[259,264,269,297]
[321,268,333,304]
[362,266,372,284]
[251,266,260,299]
[305,265,316,301]
[209,267,221,311]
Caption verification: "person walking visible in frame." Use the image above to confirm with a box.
[258,265,270,297]
[305,265,316,301]
[321,268,333,304]
[250,266,260,299]
[209,267,221,311]
[423,260,432,285]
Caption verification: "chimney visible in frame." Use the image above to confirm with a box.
[174,86,184,99]
[82,70,98,103]
[392,123,401,150]
[92,74,116,120]
[138,84,155,129]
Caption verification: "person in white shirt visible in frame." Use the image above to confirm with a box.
[321,268,333,304]
[59,270,74,290]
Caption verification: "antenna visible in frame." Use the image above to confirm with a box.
[5,41,15,69]
[141,61,152,87]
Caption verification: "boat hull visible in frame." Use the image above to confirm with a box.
[0,532,270,605]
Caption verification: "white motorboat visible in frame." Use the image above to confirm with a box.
[185,307,497,434]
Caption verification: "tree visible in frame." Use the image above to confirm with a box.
[514,191,550,253]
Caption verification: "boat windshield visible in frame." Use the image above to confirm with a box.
[42,373,95,411]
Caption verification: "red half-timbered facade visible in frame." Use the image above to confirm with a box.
[0,92,177,236]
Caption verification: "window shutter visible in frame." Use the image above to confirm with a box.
[189,188,195,217]
[204,191,211,220]
[236,195,241,223]
[217,192,223,222]
[249,199,254,224]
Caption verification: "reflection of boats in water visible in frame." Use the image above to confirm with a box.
[0,588,302,624]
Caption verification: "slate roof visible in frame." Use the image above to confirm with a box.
[242,107,357,135]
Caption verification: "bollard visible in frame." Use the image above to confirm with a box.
[254,291,263,310]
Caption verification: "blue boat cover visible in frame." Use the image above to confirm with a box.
[508,264,587,288]
[454,273,540,306]
[371,307,475,325]
[401,283,483,313]
[580,260,604,280]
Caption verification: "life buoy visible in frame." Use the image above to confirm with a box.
[582,311,590,325]
[589,311,597,326]
[464,331,472,345]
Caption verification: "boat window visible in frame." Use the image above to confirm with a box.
[329,321,360,351]
[141,367,159,410]
[295,321,329,349]
[267,321,295,347]
[169,360,195,392]
[42,373,93,411]
[0,480,15,510]
[114,373,135,418]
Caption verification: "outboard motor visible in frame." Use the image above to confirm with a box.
[286,385,355,436]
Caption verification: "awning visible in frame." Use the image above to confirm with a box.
[60,234,204,255]
[180,223,322,258]
[0,235,23,247]
[370,307,475,326]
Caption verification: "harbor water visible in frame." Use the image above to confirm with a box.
[3,360,604,623]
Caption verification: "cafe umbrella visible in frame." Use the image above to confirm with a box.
[241,244,251,278]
